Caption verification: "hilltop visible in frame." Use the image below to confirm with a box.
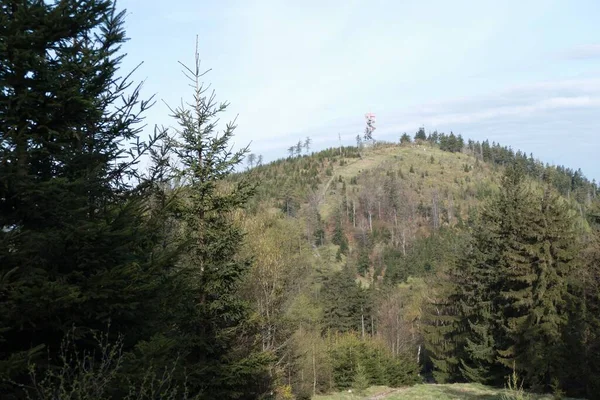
[4,2,599,399]
[240,137,595,283]
[233,135,599,399]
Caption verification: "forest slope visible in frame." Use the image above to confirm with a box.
[234,136,599,399]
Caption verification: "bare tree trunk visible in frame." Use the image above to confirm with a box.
[432,191,439,230]
[401,229,406,256]
[346,197,350,221]
[368,212,372,233]
[361,306,365,338]
[313,342,317,396]
[353,201,356,228]
[265,302,271,351]
[393,208,398,247]
[396,319,400,357]
[371,315,374,336]
[448,193,454,225]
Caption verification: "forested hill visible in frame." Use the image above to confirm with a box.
[240,136,596,272]
[2,2,600,399]
[231,134,600,398]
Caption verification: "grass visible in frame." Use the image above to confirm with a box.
[318,142,498,220]
[314,383,585,400]
[313,385,394,400]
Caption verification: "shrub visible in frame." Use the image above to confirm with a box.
[353,363,369,394]
[328,333,420,390]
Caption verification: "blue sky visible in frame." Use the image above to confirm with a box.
[119,0,600,181]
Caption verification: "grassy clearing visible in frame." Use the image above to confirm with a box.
[313,385,393,400]
[319,142,498,220]
[314,383,584,400]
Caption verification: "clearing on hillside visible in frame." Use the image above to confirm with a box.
[313,383,585,400]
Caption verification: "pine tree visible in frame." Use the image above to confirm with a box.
[508,188,578,390]
[427,131,440,144]
[451,164,580,391]
[353,362,370,394]
[304,136,311,154]
[567,202,600,398]
[400,133,412,144]
[332,207,348,255]
[490,169,576,390]
[414,127,427,141]
[0,1,175,394]
[456,223,503,385]
[247,153,257,168]
[422,270,464,383]
[165,42,271,398]
[322,266,365,334]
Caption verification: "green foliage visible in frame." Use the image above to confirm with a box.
[422,271,465,384]
[353,363,370,394]
[385,228,468,283]
[0,1,176,396]
[328,333,419,391]
[321,267,372,334]
[165,44,271,398]
[500,366,531,400]
[386,357,421,388]
[427,164,581,393]
[332,208,349,255]
[16,328,194,400]
[3,4,599,397]
[438,132,465,153]
[414,128,427,141]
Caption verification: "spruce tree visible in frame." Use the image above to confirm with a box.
[165,42,271,399]
[568,202,600,398]
[353,362,370,394]
[332,207,348,255]
[456,214,504,385]
[400,133,411,144]
[452,164,580,391]
[494,172,577,390]
[414,127,427,141]
[0,1,174,395]
[510,188,578,390]
[422,270,465,383]
[462,163,537,386]
[322,266,365,334]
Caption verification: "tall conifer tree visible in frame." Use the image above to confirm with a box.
[165,41,271,399]
[0,1,174,394]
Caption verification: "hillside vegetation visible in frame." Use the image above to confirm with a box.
[234,136,599,399]
[2,2,600,399]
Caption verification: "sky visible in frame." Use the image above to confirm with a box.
[119,0,600,181]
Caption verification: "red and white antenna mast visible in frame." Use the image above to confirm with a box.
[364,112,376,143]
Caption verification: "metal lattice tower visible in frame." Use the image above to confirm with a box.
[364,112,376,143]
